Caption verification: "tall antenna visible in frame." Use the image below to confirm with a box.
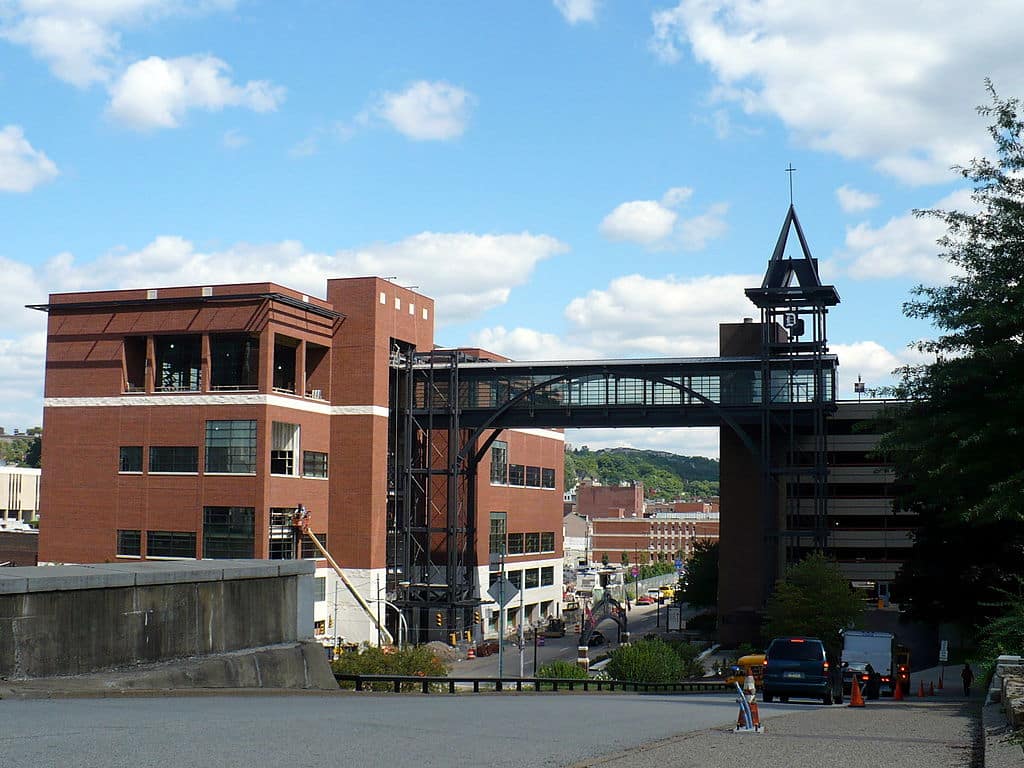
[785,163,797,205]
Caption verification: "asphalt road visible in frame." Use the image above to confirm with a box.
[1,690,801,768]
[457,601,691,677]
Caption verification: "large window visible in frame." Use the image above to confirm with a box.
[202,506,255,559]
[541,468,556,489]
[490,441,508,484]
[525,532,540,554]
[147,530,196,558]
[508,570,522,589]
[205,420,257,474]
[273,336,298,393]
[119,446,142,472]
[117,529,141,556]
[525,466,541,487]
[303,451,328,478]
[506,532,523,555]
[541,566,554,587]
[271,422,300,475]
[314,576,326,602]
[524,568,539,589]
[149,446,198,473]
[209,334,259,390]
[541,532,555,552]
[269,507,295,559]
[300,533,327,559]
[154,336,201,391]
[489,512,507,556]
[508,464,525,486]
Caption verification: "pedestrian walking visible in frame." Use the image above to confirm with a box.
[961,663,974,696]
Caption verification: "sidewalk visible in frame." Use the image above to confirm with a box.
[574,668,988,768]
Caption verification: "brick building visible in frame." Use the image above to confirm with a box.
[591,510,719,567]
[575,480,643,519]
[35,278,563,644]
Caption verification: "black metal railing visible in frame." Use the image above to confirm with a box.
[333,674,730,695]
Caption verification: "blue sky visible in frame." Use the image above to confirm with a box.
[1,0,1017,457]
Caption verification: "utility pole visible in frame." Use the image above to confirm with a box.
[518,579,525,678]
[497,551,505,680]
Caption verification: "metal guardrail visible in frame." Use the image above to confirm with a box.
[333,674,730,695]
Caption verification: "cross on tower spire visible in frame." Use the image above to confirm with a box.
[785,163,797,205]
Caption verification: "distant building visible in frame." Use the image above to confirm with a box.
[0,465,40,566]
[591,508,719,566]
[562,512,591,567]
[575,479,644,519]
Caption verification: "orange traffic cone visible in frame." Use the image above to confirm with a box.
[928,681,935,696]
[849,678,865,708]
[894,680,904,701]
[467,646,475,659]
[938,673,944,690]
[749,697,761,729]
[918,681,926,698]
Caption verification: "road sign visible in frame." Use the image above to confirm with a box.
[488,577,518,607]
[674,558,683,570]
[631,566,639,577]
[939,639,949,663]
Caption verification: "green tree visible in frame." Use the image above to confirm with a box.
[601,553,609,567]
[765,553,863,658]
[679,541,718,608]
[878,85,1024,627]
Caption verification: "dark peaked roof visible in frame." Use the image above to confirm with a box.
[745,204,840,308]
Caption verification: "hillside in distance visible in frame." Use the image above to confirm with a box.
[565,446,719,500]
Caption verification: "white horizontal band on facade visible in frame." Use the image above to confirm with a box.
[508,428,564,442]
[43,395,389,419]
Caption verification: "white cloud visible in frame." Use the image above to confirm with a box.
[553,0,598,24]
[649,0,1024,184]
[0,331,46,428]
[468,326,596,362]
[836,190,975,282]
[376,81,473,141]
[0,125,58,192]
[599,187,728,250]
[566,427,721,459]
[221,128,246,149]
[677,202,728,251]
[564,273,758,357]
[107,55,284,130]
[0,1,236,87]
[831,340,932,397]
[836,185,879,213]
[600,200,677,244]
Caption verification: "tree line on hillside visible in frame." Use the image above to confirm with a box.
[564,446,719,499]
[0,429,41,468]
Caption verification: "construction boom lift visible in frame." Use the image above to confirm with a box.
[293,508,393,645]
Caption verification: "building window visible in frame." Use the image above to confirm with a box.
[525,532,540,553]
[314,576,327,602]
[154,336,201,391]
[541,532,555,552]
[271,422,300,475]
[205,420,257,474]
[509,464,525,486]
[210,334,259,390]
[490,441,508,484]
[524,568,539,589]
[117,529,141,556]
[272,336,298,393]
[202,506,255,559]
[147,530,196,558]
[507,532,523,555]
[123,336,146,392]
[269,507,295,559]
[525,466,541,487]
[489,512,507,556]
[508,570,522,589]
[300,533,327,559]
[303,451,328,478]
[541,468,556,489]
[541,566,554,587]
[149,446,198,473]
[119,446,142,473]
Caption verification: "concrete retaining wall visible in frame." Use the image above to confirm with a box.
[0,560,334,689]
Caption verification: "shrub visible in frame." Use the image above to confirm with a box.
[331,644,449,690]
[606,638,685,683]
[661,638,707,678]
[537,660,588,680]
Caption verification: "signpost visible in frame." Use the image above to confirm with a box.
[939,639,949,687]
[488,575,518,681]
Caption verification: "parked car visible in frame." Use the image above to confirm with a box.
[636,595,655,605]
[475,640,499,657]
[762,636,843,705]
[587,630,606,647]
[842,661,871,695]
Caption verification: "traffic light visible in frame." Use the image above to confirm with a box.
[463,630,472,642]
[435,611,443,627]
[473,610,481,624]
